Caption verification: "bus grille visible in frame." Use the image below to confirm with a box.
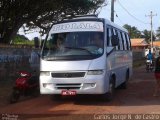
[51,72,85,78]
[55,83,81,90]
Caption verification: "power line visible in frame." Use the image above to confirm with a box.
[117,0,150,25]
[114,11,124,25]
[123,0,140,9]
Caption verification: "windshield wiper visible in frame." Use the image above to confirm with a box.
[65,47,93,55]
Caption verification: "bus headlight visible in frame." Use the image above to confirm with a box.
[40,71,50,76]
[87,70,104,75]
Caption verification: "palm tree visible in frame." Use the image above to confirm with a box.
[142,29,156,43]
[156,27,160,39]
[123,24,142,38]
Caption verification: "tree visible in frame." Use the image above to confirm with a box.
[123,24,132,34]
[142,29,156,43]
[123,24,141,38]
[0,0,105,44]
[156,27,160,40]
[13,34,29,43]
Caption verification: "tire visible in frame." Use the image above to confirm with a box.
[150,64,154,72]
[120,72,129,89]
[10,89,20,104]
[102,77,115,101]
[146,65,149,72]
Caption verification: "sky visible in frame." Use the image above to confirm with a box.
[99,0,160,31]
[19,0,160,40]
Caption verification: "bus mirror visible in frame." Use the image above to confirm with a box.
[111,35,119,46]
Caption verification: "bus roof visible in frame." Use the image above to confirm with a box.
[54,15,128,33]
[104,18,128,33]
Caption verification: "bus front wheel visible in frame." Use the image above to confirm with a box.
[102,77,115,101]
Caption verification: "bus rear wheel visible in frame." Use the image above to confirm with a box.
[120,71,129,89]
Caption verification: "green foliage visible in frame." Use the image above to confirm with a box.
[13,35,28,42]
[13,34,34,45]
[142,29,156,43]
[13,40,34,45]
[123,24,156,43]
[142,29,151,43]
[156,27,160,39]
[0,0,105,44]
[123,24,141,38]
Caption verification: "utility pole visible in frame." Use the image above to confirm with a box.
[111,0,115,22]
[146,11,157,50]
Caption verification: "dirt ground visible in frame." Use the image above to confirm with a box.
[0,66,160,120]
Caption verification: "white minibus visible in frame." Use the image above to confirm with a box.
[40,15,132,100]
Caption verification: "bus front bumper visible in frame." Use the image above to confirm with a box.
[40,75,108,95]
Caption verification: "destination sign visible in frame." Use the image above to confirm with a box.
[50,21,104,33]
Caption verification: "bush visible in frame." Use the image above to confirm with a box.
[13,35,34,46]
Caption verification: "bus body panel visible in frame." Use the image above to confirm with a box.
[40,16,132,96]
[106,50,132,87]
[40,54,109,94]
[40,72,107,94]
[40,55,106,72]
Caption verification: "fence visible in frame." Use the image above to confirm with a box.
[133,50,145,61]
[0,46,40,81]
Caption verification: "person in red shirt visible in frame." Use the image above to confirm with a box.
[154,52,160,96]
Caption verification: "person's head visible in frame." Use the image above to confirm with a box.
[93,33,103,47]
[34,37,39,48]
[56,37,63,48]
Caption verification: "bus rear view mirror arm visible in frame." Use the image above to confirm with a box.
[106,47,114,56]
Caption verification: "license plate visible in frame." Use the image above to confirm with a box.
[61,90,76,96]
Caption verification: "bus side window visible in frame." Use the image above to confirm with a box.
[112,28,119,50]
[107,27,112,46]
[122,32,127,50]
[124,33,129,50]
[110,28,117,47]
[120,32,125,50]
[106,28,110,46]
[118,31,124,50]
[115,30,120,50]
[126,34,131,50]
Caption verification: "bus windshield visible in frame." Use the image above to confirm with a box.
[42,32,104,61]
